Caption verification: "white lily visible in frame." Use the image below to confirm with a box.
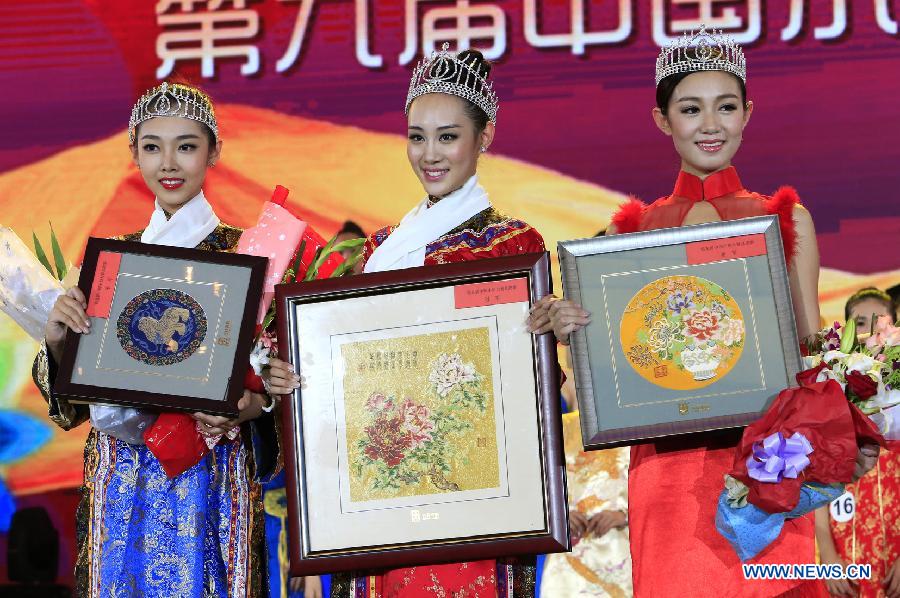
[822,350,850,364]
[845,352,876,374]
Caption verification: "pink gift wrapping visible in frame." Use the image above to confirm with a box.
[236,187,307,324]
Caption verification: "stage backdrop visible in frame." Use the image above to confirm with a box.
[0,0,898,499]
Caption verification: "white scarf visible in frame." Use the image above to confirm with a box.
[140,191,220,248]
[364,175,490,273]
[92,189,219,444]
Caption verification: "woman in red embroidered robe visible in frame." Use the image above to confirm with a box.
[329,47,542,598]
[528,26,879,598]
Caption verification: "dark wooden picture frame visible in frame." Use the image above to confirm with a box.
[559,216,802,450]
[54,237,266,416]
[276,252,568,575]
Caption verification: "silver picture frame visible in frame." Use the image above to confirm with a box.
[559,216,802,450]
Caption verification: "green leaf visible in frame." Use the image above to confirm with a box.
[331,249,363,278]
[329,237,365,254]
[49,222,67,280]
[305,235,340,281]
[32,232,54,276]
[285,240,308,282]
[305,235,366,281]
[304,247,325,282]
[260,306,276,333]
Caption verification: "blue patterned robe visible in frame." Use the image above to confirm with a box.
[32,224,278,597]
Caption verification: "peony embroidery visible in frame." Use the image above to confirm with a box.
[428,352,477,397]
[354,352,488,493]
[363,413,413,467]
[716,317,745,347]
[683,308,720,342]
[622,275,746,388]
[400,399,435,448]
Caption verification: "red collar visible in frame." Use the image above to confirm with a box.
[673,167,744,202]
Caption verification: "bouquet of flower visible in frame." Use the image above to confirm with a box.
[0,225,67,342]
[245,195,364,392]
[803,317,900,442]
[715,317,898,561]
[145,186,365,478]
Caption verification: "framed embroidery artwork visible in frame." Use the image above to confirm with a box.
[276,252,568,575]
[558,216,803,450]
[54,238,266,416]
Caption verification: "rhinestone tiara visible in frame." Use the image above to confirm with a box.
[655,25,746,87]
[128,82,219,144]
[405,43,499,125]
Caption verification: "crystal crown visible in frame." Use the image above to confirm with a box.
[128,82,219,144]
[406,43,499,124]
[655,25,746,86]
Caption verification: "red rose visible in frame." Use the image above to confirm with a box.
[845,371,878,400]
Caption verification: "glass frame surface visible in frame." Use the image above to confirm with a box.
[54,237,266,416]
[276,252,568,575]
[559,216,802,450]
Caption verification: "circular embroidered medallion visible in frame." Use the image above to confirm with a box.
[620,275,745,390]
[116,288,207,366]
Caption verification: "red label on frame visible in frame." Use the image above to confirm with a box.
[454,278,529,309]
[86,251,122,319]
[686,234,767,265]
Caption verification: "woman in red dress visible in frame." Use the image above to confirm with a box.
[329,45,542,598]
[528,25,879,597]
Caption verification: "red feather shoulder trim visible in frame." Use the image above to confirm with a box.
[763,186,801,262]
[610,196,646,234]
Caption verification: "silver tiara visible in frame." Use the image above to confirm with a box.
[655,25,746,86]
[405,43,499,124]
[128,82,219,144]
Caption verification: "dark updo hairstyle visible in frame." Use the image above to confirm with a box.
[434,48,492,133]
[655,70,747,116]
[844,287,894,322]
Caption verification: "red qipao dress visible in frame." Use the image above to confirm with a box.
[611,166,826,597]
[330,203,544,598]
[830,450,900,597]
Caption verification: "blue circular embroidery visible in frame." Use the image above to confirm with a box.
[116,288,207,366]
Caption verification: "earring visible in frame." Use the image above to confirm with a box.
[480,146,487,153]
